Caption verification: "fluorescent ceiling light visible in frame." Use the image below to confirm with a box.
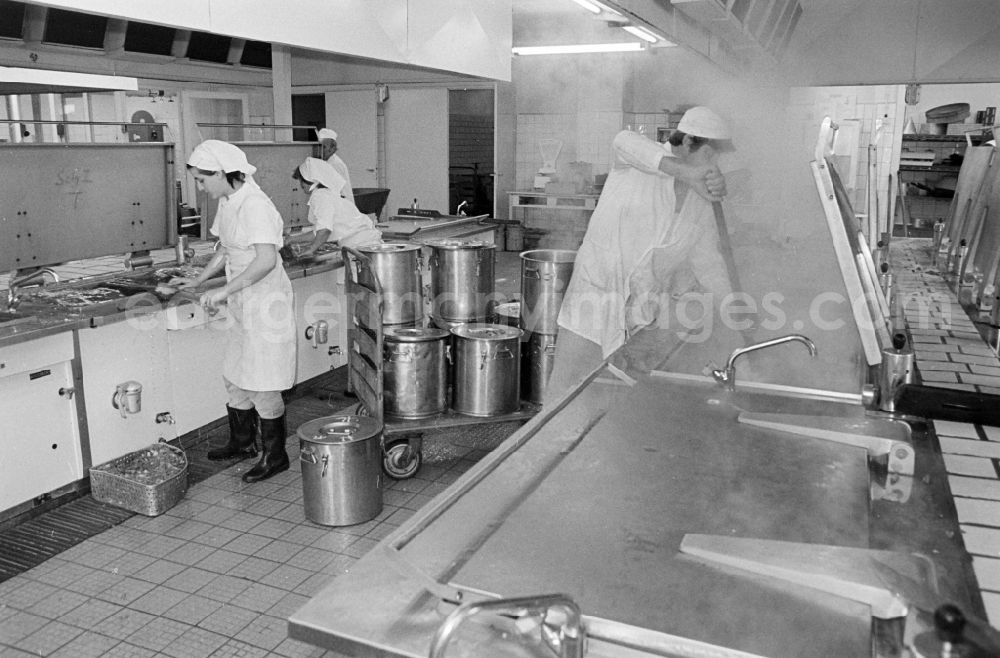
[512,43,644,55]
[569,0,602,14]
[621,25,660,43]
[593,1,622,15]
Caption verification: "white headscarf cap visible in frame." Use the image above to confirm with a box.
[187,140,257,175]
[677,107,731,140]
[316,128,338,141]
[299,157,346,193]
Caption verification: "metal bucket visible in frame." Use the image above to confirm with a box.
[522,332,558,405]
[297,415,383,526]
[383,327,451,419]
[356,242,423,326]
[451,323,523,417]
[425,239,496,324]
[520,249,576,334]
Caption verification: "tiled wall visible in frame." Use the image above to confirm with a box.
[449,114,493,170]
[787,85,903,235]
[514,110,679,192]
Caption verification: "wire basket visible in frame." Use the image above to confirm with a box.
[89,441,189,516]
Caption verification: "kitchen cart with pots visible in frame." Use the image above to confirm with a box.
[341,245,538,480]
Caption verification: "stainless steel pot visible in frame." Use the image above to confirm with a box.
[356,242,423,326]
[383,326,451,419]
[520,249,576,334]
[451,323,523,417]
[297,415,383,526]
[521,332,557,405]
[425,238,496,324]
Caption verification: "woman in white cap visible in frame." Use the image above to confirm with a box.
[172,139,296,484]
[544,107,733,405]
[316,128,355,205]
[285,157,382,257]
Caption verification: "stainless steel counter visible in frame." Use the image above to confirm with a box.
[288,367,977,657]
[0,250,343,348]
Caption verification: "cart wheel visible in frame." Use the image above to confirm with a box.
[354,402,371,416]
[383,441,421,479]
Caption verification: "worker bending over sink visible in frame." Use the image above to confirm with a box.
[284,157,382,258]
[171,139,297,484]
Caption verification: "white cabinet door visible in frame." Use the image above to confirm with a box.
[294,269,348,383]
[165,302,231,436]
[0,332,83,512]
[384,87,449,217]
[79,314,176,466]
[325,90,379,189]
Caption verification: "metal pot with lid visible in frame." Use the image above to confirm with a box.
[356,242,424,326]
[297,415,383,526]
[424,238,496,325]
[383,326,451,419]
[450,323,523,417]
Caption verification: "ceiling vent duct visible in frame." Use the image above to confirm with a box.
[671,0,801,59]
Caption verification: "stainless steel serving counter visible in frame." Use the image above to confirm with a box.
[288,365,980,657]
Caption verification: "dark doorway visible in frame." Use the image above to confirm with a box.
[292,94,324,142]
[449,89,494,217]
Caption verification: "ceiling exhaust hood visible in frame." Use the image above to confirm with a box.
[0,66,138,94]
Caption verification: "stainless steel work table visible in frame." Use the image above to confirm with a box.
[288,367,977,657]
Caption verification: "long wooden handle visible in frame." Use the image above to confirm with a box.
[712,201,742,293]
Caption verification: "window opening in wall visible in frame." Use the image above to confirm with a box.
[123,22,175,56]
[186,31,231,64]
[0,1,26,39]
[42,8,107,49]
[240,40,272,69]
[291,94,324,142]
[448,88,495,217]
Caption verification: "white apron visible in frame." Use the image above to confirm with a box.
[211,183,297,391]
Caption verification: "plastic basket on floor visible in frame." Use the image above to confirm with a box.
[89,441,189,516]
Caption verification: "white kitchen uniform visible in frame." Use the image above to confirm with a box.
[307,188,382,248]
[211,182,296,391]
[629,185,732,329]
[326,153,355,205]
[558,130,688,357]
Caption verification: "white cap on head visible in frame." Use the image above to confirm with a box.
[299,157,346,193]
[187,139,257,175]
[677,107,731,140]
[316,128,338,141]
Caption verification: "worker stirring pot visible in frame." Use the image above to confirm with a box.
[544,107,734,405]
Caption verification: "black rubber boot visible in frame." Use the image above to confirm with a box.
[208,406,259,461]
[242,415,289,483]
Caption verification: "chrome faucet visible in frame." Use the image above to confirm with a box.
[6,267,59,310]
[712,334,817,391]
[429,593,584,658]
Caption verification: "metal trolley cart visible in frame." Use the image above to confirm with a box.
[341,246,538,480]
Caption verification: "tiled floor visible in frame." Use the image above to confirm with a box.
[0,387,523,657]
[893,237,1000,623]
